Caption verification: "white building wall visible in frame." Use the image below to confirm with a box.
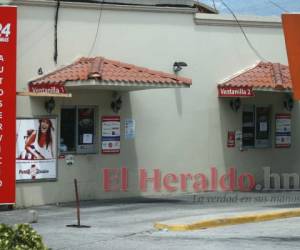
[15,2,299,207]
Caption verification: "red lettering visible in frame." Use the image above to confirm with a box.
[163,173,178,192]
[139,169,161,192]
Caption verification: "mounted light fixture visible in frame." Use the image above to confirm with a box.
[111,92,122,113]
[283,95,294,111]
[173,61,188,73]
[45,97,55,114]
[230,98,241,112]
[38,67,43,75]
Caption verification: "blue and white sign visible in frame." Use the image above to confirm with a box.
[125,119,135,140]
[275,114,291,148]
[101,116,120,154]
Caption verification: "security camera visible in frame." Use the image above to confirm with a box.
[173,61,188,73]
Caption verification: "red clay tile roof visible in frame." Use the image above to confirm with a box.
[218,62,292,91]
[29,57,192,88]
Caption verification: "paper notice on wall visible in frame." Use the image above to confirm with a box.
[125,119,135,140]
[83,134,93,144]
[275,114,291,148]
[101,116,120,154]
[259,122,268,132]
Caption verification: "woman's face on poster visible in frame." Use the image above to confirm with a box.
[40,119,50,133]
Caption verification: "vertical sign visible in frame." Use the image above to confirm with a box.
[0,6,17,204]
[275,114,291,148]
[124,119,135,140]
[282,14,300,100]
[101,116,120,154]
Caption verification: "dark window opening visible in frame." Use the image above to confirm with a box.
[60,108,76,152]
[60,106,97,154]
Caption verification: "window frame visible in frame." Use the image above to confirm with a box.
[255,105,272,149]
[60,105,98,155]
[242,104,272,149]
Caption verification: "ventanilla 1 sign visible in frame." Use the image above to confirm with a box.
[0,6,17,204]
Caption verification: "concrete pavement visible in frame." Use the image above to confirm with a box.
[1,192,300,249]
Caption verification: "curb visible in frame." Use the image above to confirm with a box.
[154,208,300,231]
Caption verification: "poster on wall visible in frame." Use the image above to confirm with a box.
[16,118,57,181]
[125,119,135,140]
[275,114,291,148]
[102,116,120,154]
[0,6,17,204]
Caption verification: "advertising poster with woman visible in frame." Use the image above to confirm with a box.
[16,118,57,181]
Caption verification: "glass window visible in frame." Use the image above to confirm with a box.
[60,106,97,154]
[242,106,255,148]
[78,108,95,145]
[242,105,271,149]
[255,106,271,148]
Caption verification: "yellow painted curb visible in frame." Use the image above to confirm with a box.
[154,209,300,231]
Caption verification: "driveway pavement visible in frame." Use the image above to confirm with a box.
[1,192,300,250]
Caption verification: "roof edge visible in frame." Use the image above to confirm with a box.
[10,0,199,14]
[194,1,218,14]
[253,87,292,92]
[195,13,282,28]
[65,79,191,88]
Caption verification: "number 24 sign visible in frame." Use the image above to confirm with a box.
[0,23,11,42]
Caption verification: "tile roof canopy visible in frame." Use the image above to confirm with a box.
[29,57,192,88]
[218,62,292,91]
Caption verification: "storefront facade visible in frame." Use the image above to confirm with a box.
[11,0,300,207]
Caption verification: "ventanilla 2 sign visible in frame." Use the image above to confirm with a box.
[218,86,254,97]
[0,6,17,204]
